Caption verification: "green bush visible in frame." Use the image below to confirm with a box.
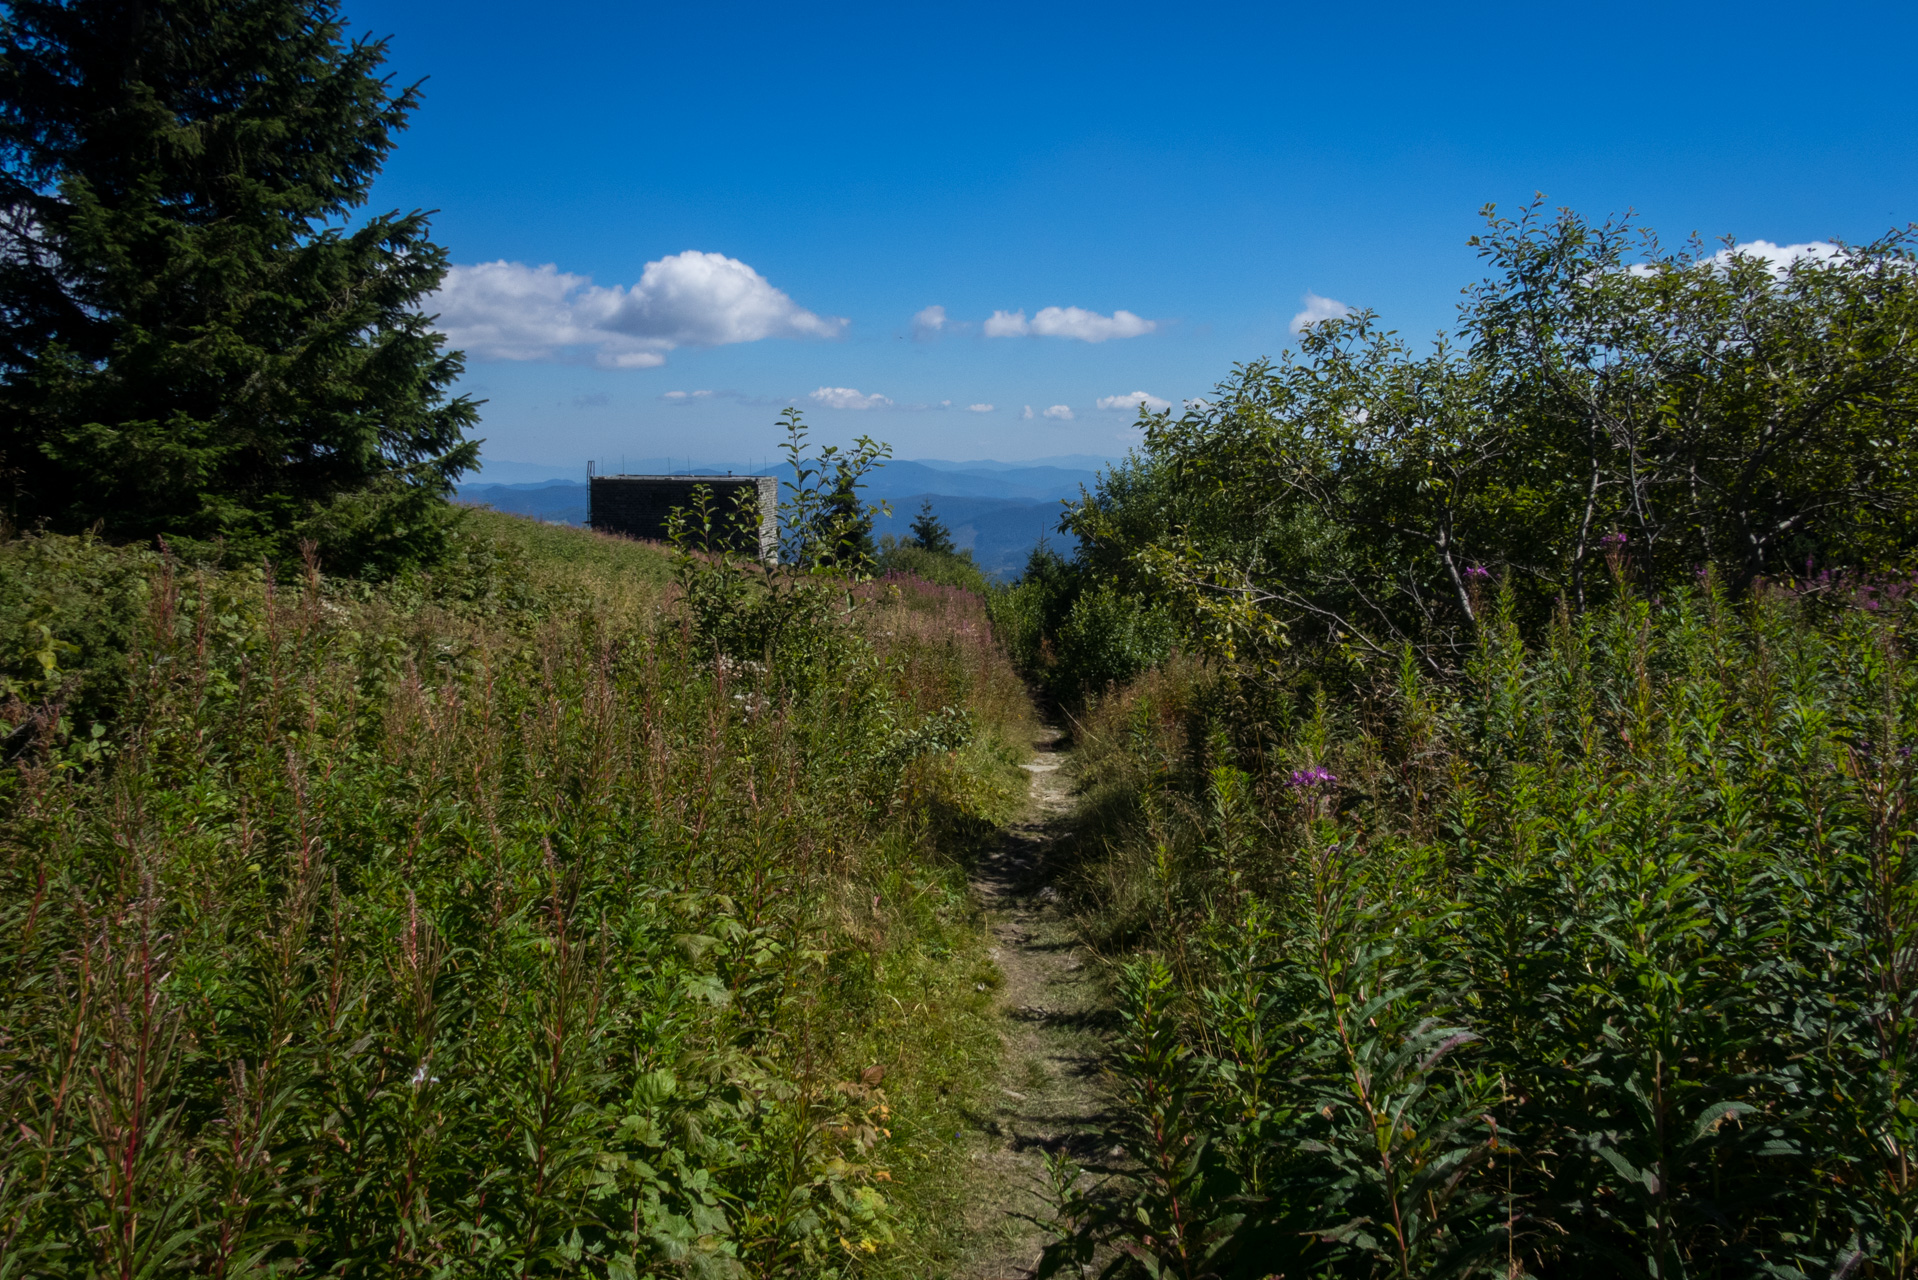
[1050,577,1918,1276]
[0,533,155,733]
[988,545,1175,709]
[875,541,989,596]
[1064,206,1918,671]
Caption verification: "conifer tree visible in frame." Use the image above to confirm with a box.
[821,462,877,565]
[0,0,479,574]
[907,498,955,555]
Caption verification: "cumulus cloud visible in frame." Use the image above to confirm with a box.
[984,309,1030,337]
[1707,239,1841,273]
[1031,306,1155,342]
[984,306,1155,342]
[1289,292,1352,335]
[966,403,994,413]
[1096,390,1172,414]
[912,305,948,338]
[810,386,893,411]
[429,252,845,368]
[1042,404,1075,421]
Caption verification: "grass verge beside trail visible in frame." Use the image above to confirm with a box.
[0,509,1033,1278]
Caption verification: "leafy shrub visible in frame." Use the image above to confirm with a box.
[1065,205,1918,670]
[1049,576,1918,1276]
[990,545,1176,709]
[874,541,989,596]
[0,533,155,732]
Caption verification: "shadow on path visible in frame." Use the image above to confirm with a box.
[958,728,1118,1279]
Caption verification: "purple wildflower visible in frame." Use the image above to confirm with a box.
[1599,531,1628,549]
[1288,766,1338,789]
[1465,564,1491,580]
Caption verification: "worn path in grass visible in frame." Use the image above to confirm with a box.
[958,727,1118,1279]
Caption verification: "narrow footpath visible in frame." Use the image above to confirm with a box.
[958,727,1117,1279]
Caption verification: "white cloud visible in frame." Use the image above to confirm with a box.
[810,386,893,411]
[662,389,715,401]
[984,305,1156,342]
[1030,306,1155,342]
[1022,405,1034,419]
[966,403,995,414]
[984,309,1030,337]
[1042,404,1075,421]
[429,252,845,368]
[912,305,948,338]
[1096,390,1172,413]
[1707,239,1841,274]
[1289,292,1352,334]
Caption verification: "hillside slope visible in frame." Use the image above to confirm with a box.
[0,510,1039,1277]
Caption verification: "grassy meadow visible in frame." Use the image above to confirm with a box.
[0,509,1034,1278]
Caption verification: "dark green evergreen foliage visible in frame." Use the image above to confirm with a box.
[761,409,888,575]
[881,499,989,595]
[0,0,479,575]
[819,464,879,567]
[907,499,955,556]
[1065,204,1918,667]
[1051,580,1918,1275]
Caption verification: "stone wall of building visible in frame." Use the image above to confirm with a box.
[588,475,778,560]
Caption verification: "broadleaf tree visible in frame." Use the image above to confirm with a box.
[0,0,479,575]
[1067,203,1918,668]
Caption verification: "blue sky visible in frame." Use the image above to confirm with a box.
[348,0,1918,470]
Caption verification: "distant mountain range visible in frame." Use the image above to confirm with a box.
[455,456,1116,578]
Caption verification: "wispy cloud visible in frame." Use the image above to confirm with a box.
[1096,390,1171,413]
[1042,404,1075,421]
[429,252,845,368]
[1022,405,1034,419]
[1289,291,1352,334]
[810,386,893,410]
[966,403,994,413]
[984,306,1156,342]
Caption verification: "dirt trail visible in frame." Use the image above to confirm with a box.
[957,727,1116,1279]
